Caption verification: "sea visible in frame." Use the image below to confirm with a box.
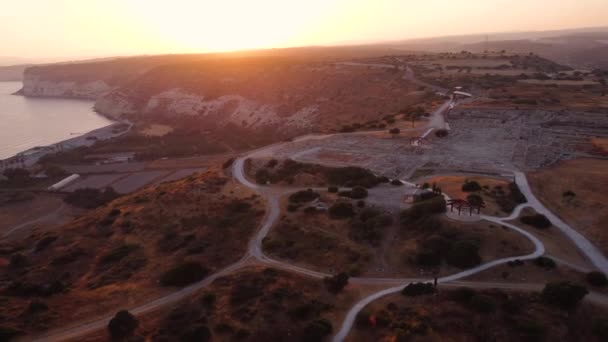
[0,81,113,160]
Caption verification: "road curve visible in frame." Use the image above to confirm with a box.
[331,216,546,342]
[513,171,608,274]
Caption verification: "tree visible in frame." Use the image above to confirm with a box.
[389,127,400,138]
[324,272,349,293]
[462,180,481,192]
[586,271,608,287]
[541,281,588,309]
[401,282,436,296]
[435,129,449,138]
[466,193,484,207]
[2,168,30,185]
[446,240,481,268]
[108,310,138,339]
[302,318,333,341]
[160,262,208,287]
[329,202,355,219]
[520,214,551,229]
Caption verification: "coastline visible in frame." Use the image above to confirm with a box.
[0,120,132,170]
[1,81,131,170]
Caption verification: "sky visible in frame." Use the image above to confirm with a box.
[1,0,608,61]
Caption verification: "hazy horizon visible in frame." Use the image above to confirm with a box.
[2,0,608,63]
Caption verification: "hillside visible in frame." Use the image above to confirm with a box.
[0,170,265,339]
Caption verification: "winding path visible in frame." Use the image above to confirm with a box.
[24,68,608,342]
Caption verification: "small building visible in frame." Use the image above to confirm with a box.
[48,174,80,191]
[453,91,473,99]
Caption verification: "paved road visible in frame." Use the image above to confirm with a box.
[513,171,608,274]
[23,66,608,341]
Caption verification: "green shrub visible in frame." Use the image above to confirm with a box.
[325,166,379,188]
[64,187,119,209]
[324,272,349,294]
[339,186,368,199]
[391,179,403,186]
[520,214,551,229]
[415,249,441,267]
[586,271,608,287]
[466,193,484,206]
[180,325,212,342]
[255,169,271,184]
[448,287,476,302]
[108,310,138,339]
[329,202,355,219]
[400,196,446,224]
[99,244,139,265]
[302,318,333,341]
[469,294,497,313]
[401,282,436,297]
[446,240,481,268]
[514,319,546,341]
[541,281,588,309]
[533,256,556,269]
[462,180,481,192]
[593,318,608,340]
[160,262,208,287]
[289,189,320,203]
[327,186,339,193]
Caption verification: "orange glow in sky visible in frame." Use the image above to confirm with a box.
[1,0,607,59]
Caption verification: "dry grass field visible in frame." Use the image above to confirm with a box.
[348,287,608,342]
[528,158,608,255]
[0,170,265,337]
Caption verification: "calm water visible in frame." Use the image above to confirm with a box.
[0,82,113,159]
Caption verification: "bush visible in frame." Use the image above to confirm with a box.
[446,240,481,268]
[466,193,484,206]
[435,129,449,138]
[514,319,546,341]
[329,202,355,219]
[325,166,380,188]
[415,248,442,267]
[533,256,556,269]
[99,244,140,265]
[0,326,22,341]
[520,214,551,229]
[593,318,608,340]
[289,189,320,203]
[389,127,400,135]
[400,196,446,224]
[108,310,138,339]
[448,287,476,302]
[255,169,271,184]
[469,294,497,313]
[160,262,208,287]
[586,271,608,287]
[391,179,403,186]
[462,180,481,192]
[327,186,338,193]
[64,187,120,209]
[43,165,68,178]
[180,325,212,342]
[401,282,436,297]
[302,318,333,341]
[541,281,588,309]
[324,272,349,293]
[339,186,368,199]
[222,158,235,169]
